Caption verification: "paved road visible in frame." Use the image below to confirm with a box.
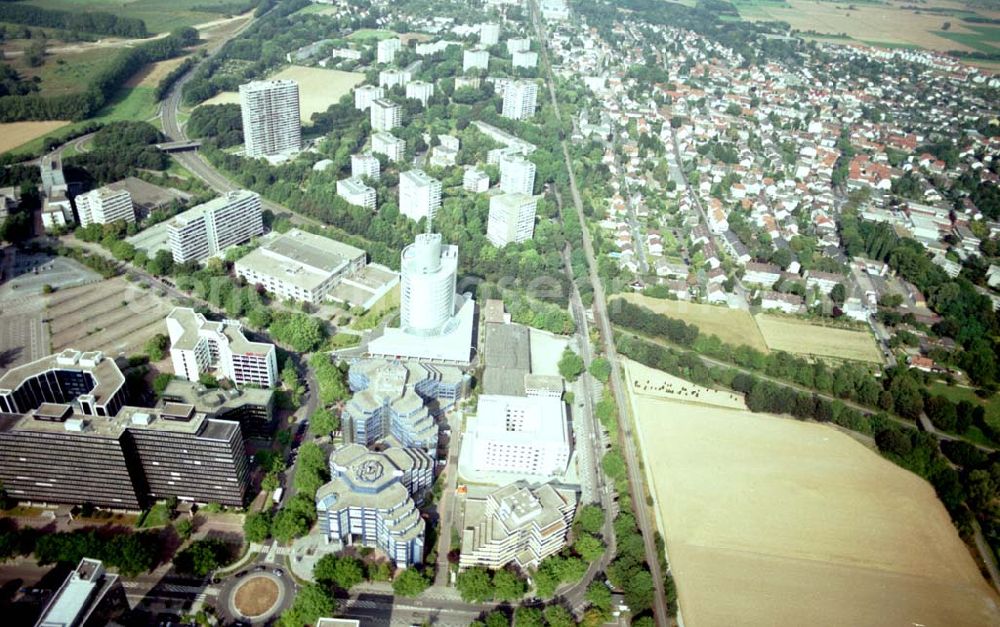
[532,4,669,625]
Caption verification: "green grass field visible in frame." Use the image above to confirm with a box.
[347,28,398,41]
[23,0,246,33]
[17,48,118,97]
[933,25,1000,54]
[928,382,1000,432]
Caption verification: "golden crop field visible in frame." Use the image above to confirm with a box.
[0,121,70,154]
[625,360,1000,627]
[754,314,882,363]
[200,66,364,125]
[621,294,769,352]
[126,56,191,88]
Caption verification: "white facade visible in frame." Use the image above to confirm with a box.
[466,395,570,478]
[463,48,489,72]
[167,191,263,264]
[377,37,401,64]
[502,80,538,120]
[512,50,538,69]
[399,169,442,223]
[464,168,490,193]
[379,69,407,89]
[488,193,537,247]
[400,232,457,336]
[351,153,381,181]
[239,79,302,158]
[479,23,500,46]
[75,187,134,227]
[499,154,536,195]
[372,132,406,162]
[405,80,434,106]
[371,98,402,132]
[354,84,384,111]
[166,307,277,388]
[506,38,530,54]
[337,177,377,210]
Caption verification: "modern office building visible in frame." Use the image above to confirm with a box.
[0,350,251,509]
[499,154,536,195]
[488,193,537,247]
[368,232,476,365]
[502,80,538,120]
[234,228,366,305]
[371,98,402,132]
[167,190,263,264]
[354,84,384,111]
[352,153,381,181]
[316,444,429,566]
[460,481,576,570]
[337,177,378,210]
[348,358,469,416]
[377,37,401,64]
[512,50,538,69]
[160,378,276,439]
[399,169,442,222]
[34,558,128,627]
[507,37,530,54]
[463,48,489,72]
[342,361,439,453]
[166,307,278,388]
[372,132,406,162]
[463,167,490,193]
[405,80,434,106]
[479,22,500,46]
[75,187,135,227]
[239,79,302,158]
[462,394,571,479]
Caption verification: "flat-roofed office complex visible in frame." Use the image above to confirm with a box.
[463,394,571,478]
[240,79,302,157]
[234,228,366,305]
[342,360,438,454]
[167,307,278,388]
[167,190,263,264]
[0,351,251,509]
[35,558,128,627]
[75,186,135,227]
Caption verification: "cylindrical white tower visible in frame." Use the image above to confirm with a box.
[400,233,457,335]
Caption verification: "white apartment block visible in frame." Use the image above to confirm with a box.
[379,69,407,89]
[234,228,366,305]
[167,190,262,264]
[479,23,500,46]
[377,37,401,64]
[372,132,406,162]
[465,394,570,478]
[502,80,538,120]
[166,307,277,388]
[488,193,537,247]
[512,50,538,69]
[351,153,381,181]
[463,48,489,73]
[405,80,434,106]
[354,84,384,111]
[239,79,302,158]
[337,177,377,210]
[464,168,490,193]
[399,170,442,222]
[75,187,134,227]
[371,98,402,132]
[460,481,576,570]
[506,37,530,54]
[499,154,536,195]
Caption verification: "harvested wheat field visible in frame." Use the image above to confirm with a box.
[126,56,190,88]
[0,121,70,154]
[624,358,1000,627]
[200,66,364,124]
[755,313,882,363]
[626,358,744,409]
[620,294,768,352]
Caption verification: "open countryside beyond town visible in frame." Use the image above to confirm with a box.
[0,0,998,626]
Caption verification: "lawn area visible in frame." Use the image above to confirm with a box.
[348,28,398,41]
[14,47,119,98]
[137,502,171,528]
[933,25,1000,54]
[621,293,769,352]
[754,314,882,364]
[927,382,1000,431]
[294,3,339,15]
[23,0,245,33]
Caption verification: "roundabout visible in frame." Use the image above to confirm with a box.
[217,566,294,624]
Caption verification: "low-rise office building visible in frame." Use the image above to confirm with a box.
[234,228,366,306]
[166,307,278,388]
[34,558,128,627]
[342,361,439,454]
[160,379,276,439]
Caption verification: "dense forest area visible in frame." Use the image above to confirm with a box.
[0,3,148,38]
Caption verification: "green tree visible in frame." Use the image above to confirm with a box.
[492,568,527,602]
[309,407,340,437]
[367,560,391,582]
[543,604,575,627]
[243,511,272,543]
[174,539,231,577]
[573,533,605,561]
[145,333,169,361]
[514,605,544,627]
[174,518,193,542]
[277,583,335,627]
[314,554,365,591]
[577,505,604,535]
[456,566,494,602]
[588,357,612,382]
[392,567,431,597]
[585,580,612,612]
[601,450,627,481]
[558,348,585,381]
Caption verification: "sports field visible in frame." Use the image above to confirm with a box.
[621,294,768,352]
[0,121,70,154]
[625,359,1000,627]
[734,0,1000,52]
[201,66,364,124]
[754,314,882,363]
